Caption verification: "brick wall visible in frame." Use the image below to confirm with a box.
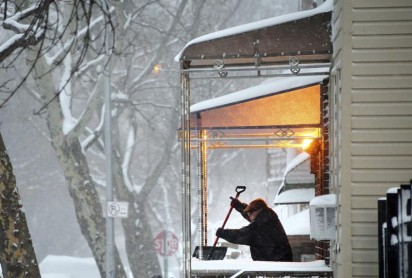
[288,235,316,262]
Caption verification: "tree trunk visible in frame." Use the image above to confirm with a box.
[31,53,127,277]
[0,132,41,277]
[111,101,179,277]
[113,156,162,277]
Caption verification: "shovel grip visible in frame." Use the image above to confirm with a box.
[235,186,246,195]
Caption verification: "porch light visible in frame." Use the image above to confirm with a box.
[303,139,320,155]
[301,139,314,150]
[152,64,161,74]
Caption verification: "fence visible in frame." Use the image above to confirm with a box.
[378,180,411,278]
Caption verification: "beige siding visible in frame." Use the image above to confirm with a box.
[332,0,412,277]
[330,0,349,277]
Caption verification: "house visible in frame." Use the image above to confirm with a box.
[176,0,412,277]
[329,0,412,277]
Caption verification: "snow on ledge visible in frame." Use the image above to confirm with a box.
[309,193,336,207]
[192,259,332,273]
[387,187,399,194]
[274,188,315,205]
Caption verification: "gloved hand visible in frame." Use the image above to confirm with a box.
[230,197,243,212]
[216,228,226,238]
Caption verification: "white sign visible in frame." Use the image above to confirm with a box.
[107,201,129,218]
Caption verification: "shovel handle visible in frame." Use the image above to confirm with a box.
[212,186,246,247]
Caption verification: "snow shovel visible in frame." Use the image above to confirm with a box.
[193,185,246,260]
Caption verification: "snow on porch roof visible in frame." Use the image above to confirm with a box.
[189,75,327,130]
[175,0,333,69]
[191,75,326,113]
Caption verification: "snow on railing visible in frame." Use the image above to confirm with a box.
[191,259,332,277]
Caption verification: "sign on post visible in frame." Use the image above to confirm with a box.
[107,201,129,218]
[154,231,179,256]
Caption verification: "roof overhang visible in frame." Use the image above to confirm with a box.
[176,0,333,78]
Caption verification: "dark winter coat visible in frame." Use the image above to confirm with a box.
[218,204,293,262]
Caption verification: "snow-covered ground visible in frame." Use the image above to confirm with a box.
[39,256,134,278]
[39,256,101,278]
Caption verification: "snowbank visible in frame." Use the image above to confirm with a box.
[282,209,310,235]
[40,256,100,278]
[40,255,134,277]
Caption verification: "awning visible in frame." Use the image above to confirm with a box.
[274,152,315,204]
[176,0,333,76]
[185,76,327,149]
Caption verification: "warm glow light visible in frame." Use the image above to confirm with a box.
[302,139,314,150]
[152,64,161,74]
[300,131,319,138]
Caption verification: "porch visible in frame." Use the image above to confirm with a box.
[176,1,334,277]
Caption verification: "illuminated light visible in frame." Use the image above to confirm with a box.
[303,139,320,155]
[301,139,314,150]
[152,64,161,74]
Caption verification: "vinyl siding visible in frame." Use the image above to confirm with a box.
[332,0,412,277]
[330,0,348,277]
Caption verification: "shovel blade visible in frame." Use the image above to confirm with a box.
[192,246,227,260]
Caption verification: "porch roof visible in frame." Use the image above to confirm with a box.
[176,0,333,74]
[187,76,327,148]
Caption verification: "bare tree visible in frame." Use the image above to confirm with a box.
[1,0,289,277]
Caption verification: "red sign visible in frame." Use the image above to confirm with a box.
[154,231,179,256]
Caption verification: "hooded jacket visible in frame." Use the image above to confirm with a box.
[218,202,293,262]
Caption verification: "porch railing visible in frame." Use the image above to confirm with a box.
[191,260,333,278]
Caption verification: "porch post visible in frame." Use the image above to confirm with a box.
[197,130,208,254]
[181,71,191,278]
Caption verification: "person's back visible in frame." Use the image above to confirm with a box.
[216,198,293,262]
[247,206,292,261]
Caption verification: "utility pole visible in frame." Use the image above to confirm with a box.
[101,0,114,277]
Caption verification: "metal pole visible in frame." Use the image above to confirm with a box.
[197,132,203,259]
[102,0,114,277]
[181,72,191,277]
[180,72,186,278]
[163,230,168,278]
[200,130,208,247]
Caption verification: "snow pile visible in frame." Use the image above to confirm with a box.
[40,256,100,278]
[282,209,310,235]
